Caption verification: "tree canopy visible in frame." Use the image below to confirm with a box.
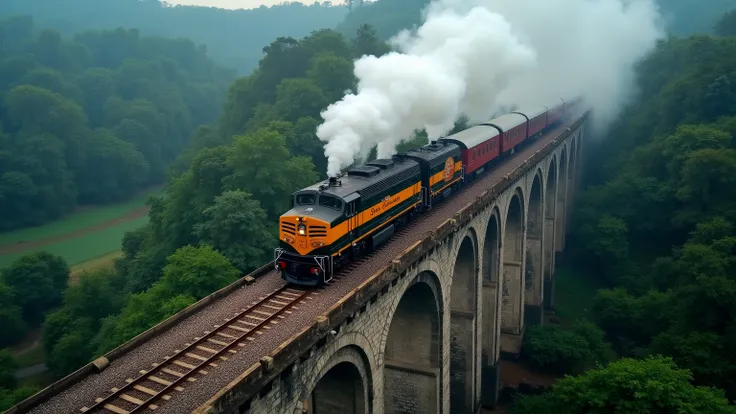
[0,15,235,230]
[0,0,348,74]
[0,24,395,412]
[510,357,736,414]
[549,26,736,408]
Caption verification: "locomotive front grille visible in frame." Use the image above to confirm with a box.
[282,222,296,235]
[308,225,327,237]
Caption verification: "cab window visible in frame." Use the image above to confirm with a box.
[295,193,316,205]
[319,195,343,211]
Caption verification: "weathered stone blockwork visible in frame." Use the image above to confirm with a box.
[197,121,584,414]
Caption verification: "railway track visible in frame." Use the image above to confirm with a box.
[80,227,410,414]
[80,286,309,414]
[23,121,579,414]
[325,226,413,286]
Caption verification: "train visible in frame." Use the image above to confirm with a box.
[274,97,584,286]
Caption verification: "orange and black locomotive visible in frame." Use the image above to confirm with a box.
[274,141,463,285]
[275,97,581,286]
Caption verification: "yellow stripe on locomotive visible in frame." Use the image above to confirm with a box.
[278,182,422,257]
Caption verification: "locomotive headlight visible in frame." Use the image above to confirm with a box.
[297,223,306,235]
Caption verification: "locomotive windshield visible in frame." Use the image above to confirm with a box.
[318,195,343,211]
[295,193,316,205]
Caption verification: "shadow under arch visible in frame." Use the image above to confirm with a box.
[450,229,479,413]
[524,169,544,326]
[480,206,502,408]
[544,154,558,309]
[555,147,568,253]
[501,187,525,336]
[304,344,373,414]
[382,270,444,414]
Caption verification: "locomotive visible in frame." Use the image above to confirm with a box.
[274,97,583,286]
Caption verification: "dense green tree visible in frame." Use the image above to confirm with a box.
[225,127,319,218]
[1,0,349,74]
[96,245,237,354]
[510,357,735,414]
[0,349,17,390]
[307,53,355,102]
[0,385,39,413]
[0,282,27,347]
[158,245,240,299]
[564,33,736,402]
[39,268,125,377]
[522,320,615,376]
[1,252,69,325]
[0,16,235,230]
[194,191,275,273]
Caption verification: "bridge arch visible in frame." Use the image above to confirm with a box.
[480,206,502,407]
[382,270,443,414]
[501,188,525,335]
[567,139,578,228]
[524,170,544,326]
[450,229,478,413]
[555,148,568,253]
[544,155,558,309]
[302,341,374,414]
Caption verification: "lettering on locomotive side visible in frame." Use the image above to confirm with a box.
[369,194,402,217]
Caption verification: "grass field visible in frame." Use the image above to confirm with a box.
[0,216,148,269]
[0,187,160,270]
[0,190,156,247]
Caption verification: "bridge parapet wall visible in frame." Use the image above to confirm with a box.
[194,115,586,414]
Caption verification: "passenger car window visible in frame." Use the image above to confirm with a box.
[296,194,316,205]
[319,195,343,211]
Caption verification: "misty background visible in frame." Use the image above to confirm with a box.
[1,0,732,75]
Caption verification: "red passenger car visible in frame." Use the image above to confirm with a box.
[513,106,548,140]
[439,125,501,177]
[485,113,528,154]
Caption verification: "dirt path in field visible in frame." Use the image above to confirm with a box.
[0,206,150,255]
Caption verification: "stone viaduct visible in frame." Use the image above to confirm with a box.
[195,117,585,414]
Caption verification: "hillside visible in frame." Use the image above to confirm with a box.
[0,15,236,230]
[0,0,348,74]
[339,0,736,41]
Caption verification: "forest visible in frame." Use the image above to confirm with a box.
[4,0,728,76]
[0,15,392,409]
[0,15,236,230]
[2,0,736,411]
[507,9,736,413]
[0,0,348,74]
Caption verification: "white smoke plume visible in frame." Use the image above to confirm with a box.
[317,0,665,177]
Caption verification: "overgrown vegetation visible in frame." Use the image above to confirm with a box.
[0,15,235,230]
[511,8,736,410]
[0,12,399,410]
[0,0,349,74]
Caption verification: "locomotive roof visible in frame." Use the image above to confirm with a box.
[296,156,421,201]
[514,106,548,119]
[405,140,461,166]
[483,112,527,132]
[439,125,499,149]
